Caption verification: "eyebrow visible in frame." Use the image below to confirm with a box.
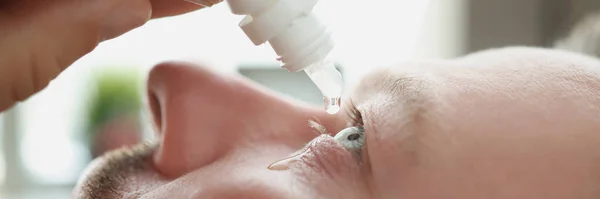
[76,141,157,199]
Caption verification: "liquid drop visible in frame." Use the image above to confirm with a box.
[324,96,341,114]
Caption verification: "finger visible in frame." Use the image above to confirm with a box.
[0,0,221,111]
[150,0,223,18]
[0,0,151,111]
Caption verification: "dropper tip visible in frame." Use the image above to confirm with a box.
[324,97,341,114]
[326,106,340,114]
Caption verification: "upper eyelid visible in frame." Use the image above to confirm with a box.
[346,69,436,177]
[352,68,435,135]
[343,99,363,127]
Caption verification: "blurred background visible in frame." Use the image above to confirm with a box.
[1,0,599,198]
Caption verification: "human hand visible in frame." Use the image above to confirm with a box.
[0,0,222,111]
[74,47,600,198]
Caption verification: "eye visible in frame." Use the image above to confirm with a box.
[334,126,365,152]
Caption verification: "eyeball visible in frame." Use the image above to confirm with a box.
[333,126,365,151]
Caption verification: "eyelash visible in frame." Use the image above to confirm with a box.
[308,99,366,152]
[345,99,364,127]
[332,99,366,153]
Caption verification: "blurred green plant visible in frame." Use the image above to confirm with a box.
[81,67,143,156]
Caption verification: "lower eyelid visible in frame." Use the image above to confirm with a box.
[358,106,377,138]
[288,135,373,198]
[291,135,363,180]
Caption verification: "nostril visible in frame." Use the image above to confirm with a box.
[148,90,163,133]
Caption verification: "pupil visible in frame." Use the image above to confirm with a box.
[347,133,360,141]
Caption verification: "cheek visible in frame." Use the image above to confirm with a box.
[364,119,427,198]
[369,116,600,199]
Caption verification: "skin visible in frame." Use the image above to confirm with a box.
[3,1,600,198]
[73,47,600,198]
[0,0,222,111]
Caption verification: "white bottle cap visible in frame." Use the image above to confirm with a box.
[226,0,333,72]
[227,0,344,114]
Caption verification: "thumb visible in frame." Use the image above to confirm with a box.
[0,0,152,111]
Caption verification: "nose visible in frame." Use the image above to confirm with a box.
[146,61,345,177]
[147,61,240,177]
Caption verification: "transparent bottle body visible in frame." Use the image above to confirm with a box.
[303,59,343,114]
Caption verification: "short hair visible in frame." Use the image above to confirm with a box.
[75,141,157,199]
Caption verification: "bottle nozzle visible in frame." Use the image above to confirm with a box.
[225,0,343,114]
[304,61,343,114]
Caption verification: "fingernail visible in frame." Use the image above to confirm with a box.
[101,1,151,41]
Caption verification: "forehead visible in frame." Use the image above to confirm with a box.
[354,47,600,131]
[363,48,600,149]
[356,47,600,197]
[353,47,600,154]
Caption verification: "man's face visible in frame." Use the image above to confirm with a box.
[74,47,600,199]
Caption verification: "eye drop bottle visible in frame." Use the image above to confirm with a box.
[226,0,344,114]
